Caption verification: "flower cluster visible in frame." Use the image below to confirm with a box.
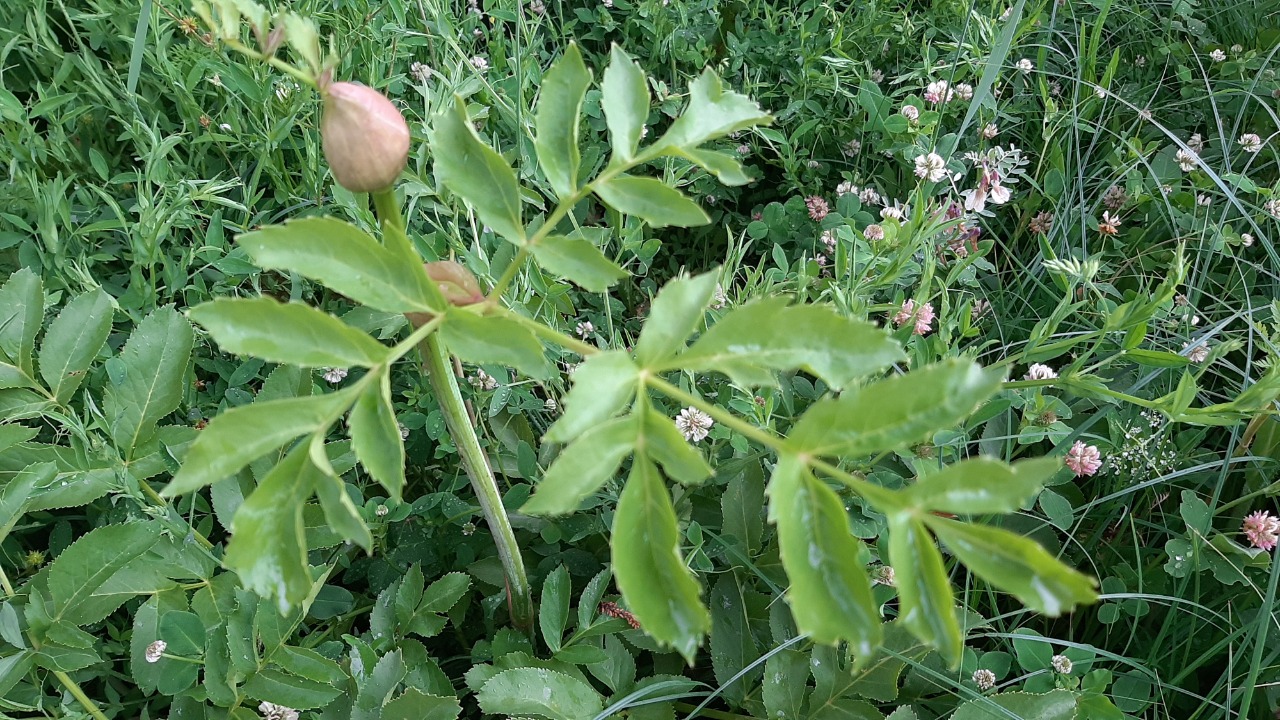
[1104,409,1178,484]
[1065,440,1103,477]
[891,299,935,335]
[1243,510,1279,551]
[675,407,714,443]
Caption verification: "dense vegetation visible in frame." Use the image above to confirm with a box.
[1,0,1278,718]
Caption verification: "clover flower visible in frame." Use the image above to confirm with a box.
[1016,58,1034,73]
[1176,148,1199,172]
[1065,441,1103,477]
[892,299,935,335]
[806,195,830,221]
[259,703,300,720]
[914,152,948,182]
[1024,363,1058,380]
[576,321,594,338]
[973,669,997,691]
[1238,133,1263,153]
[322,367,348,384]
[145,640,166,663]
[1243,510,1280,551]
[1183,341,1210,363]
[675,407,714,443]
[1051,655,1073,674]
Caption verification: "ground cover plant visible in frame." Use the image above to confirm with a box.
[0,0,1279,718]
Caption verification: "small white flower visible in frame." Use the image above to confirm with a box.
[145,640,166,663]
[469,369,498,391]
[218,123,232,131]
[843,139,862,156]
[712,284,729,310]
[859,187,882,206]
[880,203,908,221]
[411,61,433,84]
[322,367,348,384]
[1238,133,1263,153]
[544,397,558,411]
[1016,58,1034,74]
[837,180,855,195]
[1139,108,1152,121]
[955,82,974,100]
[1024,363,1058,381]
[399,423,410,440]
[873,565,896,586]
[208,73,224,88]
[973,668,997,691]
[376,504,389,517]
[1196,193,1212,207]
[982,123,999,139]
[1266,198,1280,219]
[1095,86,1107,99]
[1184,341,1210,363]
[999,6,1013,20]
[259,702,300,720]
[914,152,948,182]
[1209,48,1226,62]
[674,407,714,443]
[1242,232,1255,246]
[1188,133,1205,153]
[1051,655,1073,674]
[1135,55,1147,67]
[470,56,489,71]
[900,104,919,122]
[1176,148,1199,172]
[575,321,594,338]
[1231,44,1244,53]
[863,224,885,241]
[870,68,884,83]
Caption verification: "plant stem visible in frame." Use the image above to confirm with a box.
[419,332,534,629]
[371,190,534,631]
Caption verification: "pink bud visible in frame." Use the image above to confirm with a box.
[406,262,486,328]
[320,82,410,193]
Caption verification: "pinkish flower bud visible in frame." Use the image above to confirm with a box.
[406,261,485,328]
[320,82,410,193]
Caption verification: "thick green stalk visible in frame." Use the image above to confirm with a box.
[419,332,533,628]
[371,190,533,630]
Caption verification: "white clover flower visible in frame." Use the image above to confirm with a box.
[322,367,348,384]
[843,139,862,156]
[376,504,389,517]
[469,369,498,391]
[837,180,855,195]
[973,668,997,691]
[470,56,489,71]
[859,187,882,206]
[863,224,885,241]
[1196,193,1212,207]
[675,407,713,443]
[218,123,232,131]
[924,80,953,104]
[1242,232,1255,246]
[711,284,729,310]
[1051,655,1073,674]
[399,423,409,440]
[900,104,920,122]
[543,397,558,411]
[1024,363,1058,380]
[914,152,948,182]
[870,68,884,83]
[873,565,896,586]
[411,61,433,84]
[1209,48,1226,62]
[1176,148,1199,172]
[955,82,974,100]
[259,703,300,720]
[1238,133,1263,153]
[982,123,999,139]
[881,203,908,221]
[1266,198,1280,219]
[1135,55,1147,67]
[1231,44,1244,53]
[575,321,594,338]
[1016,58,1034,74]
[1184,341,1210,363]
[145,640,166,663]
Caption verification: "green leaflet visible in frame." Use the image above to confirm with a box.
[593,175,710,228]
[544,350,638,443]
[530,234,628,293]
[477,667,603,720]
[926,516,1098,616]
[611,457,710,662]
[348,369,405,501]
[188,297,389,368]
[0,268,43,376]
[48,522,162,626]
[789,359,1003,457]
[633,271,720,367]
[600,45,649,162]
[103,305,194,457]
[522,415,637,516]
[535,43,591,199]
[671,298,905,389]
[37,288,113,403]
[237,216,441,314]
[769,455,881,655]
[888,514,962,667]
[430,96,526,245]
[655,68,772,150]
[439,309,552,379]
[906,457,1061,514]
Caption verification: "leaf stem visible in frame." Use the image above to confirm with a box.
[419,332,534,629]
[372,191,534,630]
[221,38,317,89]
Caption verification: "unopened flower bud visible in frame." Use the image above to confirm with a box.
[406,261,486,328]
[320,82,410,193]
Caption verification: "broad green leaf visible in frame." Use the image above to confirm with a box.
[926,517,1098,615]
[678,148,752,186]
[594,175,710,228]
[601,45,650,162]
[189,297,389,368]
[477,667,603,720]
[1127,348,1191,368]
[0,650,33,698]
[49,522,161,625]
[906,457,1061,514]
[721,463,765,554]
[951,689,1078,720]
[671,298,905,388]
[274,645,346,685]
[810,699,886,720]
[311,441,373,551]
[103,305,194,456]
[769,455,880,654]
[383,689,463,720]
[634,271,719,367]
[224,445,316,613]
[641,408,712,485]
[535,44,591,198]
[158,610,205,655]
[656,69,771,150]
[243,667,342,710]
[129,591,187,694]
[790,360,1003,457]
[0,361,36,390]
[163,390,355,496]
[888,514,962,666]
[430,96,526,245]
[763,649,811,720]
[522,415,637,516]
[353,650,407,720]
[37,288,113,402]
[539,565,571,653]
[440,309,552,379]
[349,370,405,501]
[418,572,471,614]
[545,351,639,443]
[612,457,710,662]
[237,217,440,314]
[531,234,628,292]
[0,461,46,545]
[708,575,761,705]
[0,268,42,375]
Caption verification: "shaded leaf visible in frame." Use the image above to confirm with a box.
[477,667,603,720]
[539,566,571,653]
[38,288,113,402]
[523,415,637,516]
[634,271,719,367]
[951,690,1078,720]
[641,408,712,485]
[535,43,591,199]
[906,457,1060,515]
[545,351,638,443]
[440,309,552,379]
[430,97,526,245]
[888,515,962,666]
[656,69,771,149]
[189,297,389,368]
[601,45,650,162]
[0,268,42,375]
[531,234,628,292]
[243,668,342,710]
[349,370,405,501]
[594,175,710,228]
[612,457,710,662]
[103,305,194,456]
[49,522,161,625]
